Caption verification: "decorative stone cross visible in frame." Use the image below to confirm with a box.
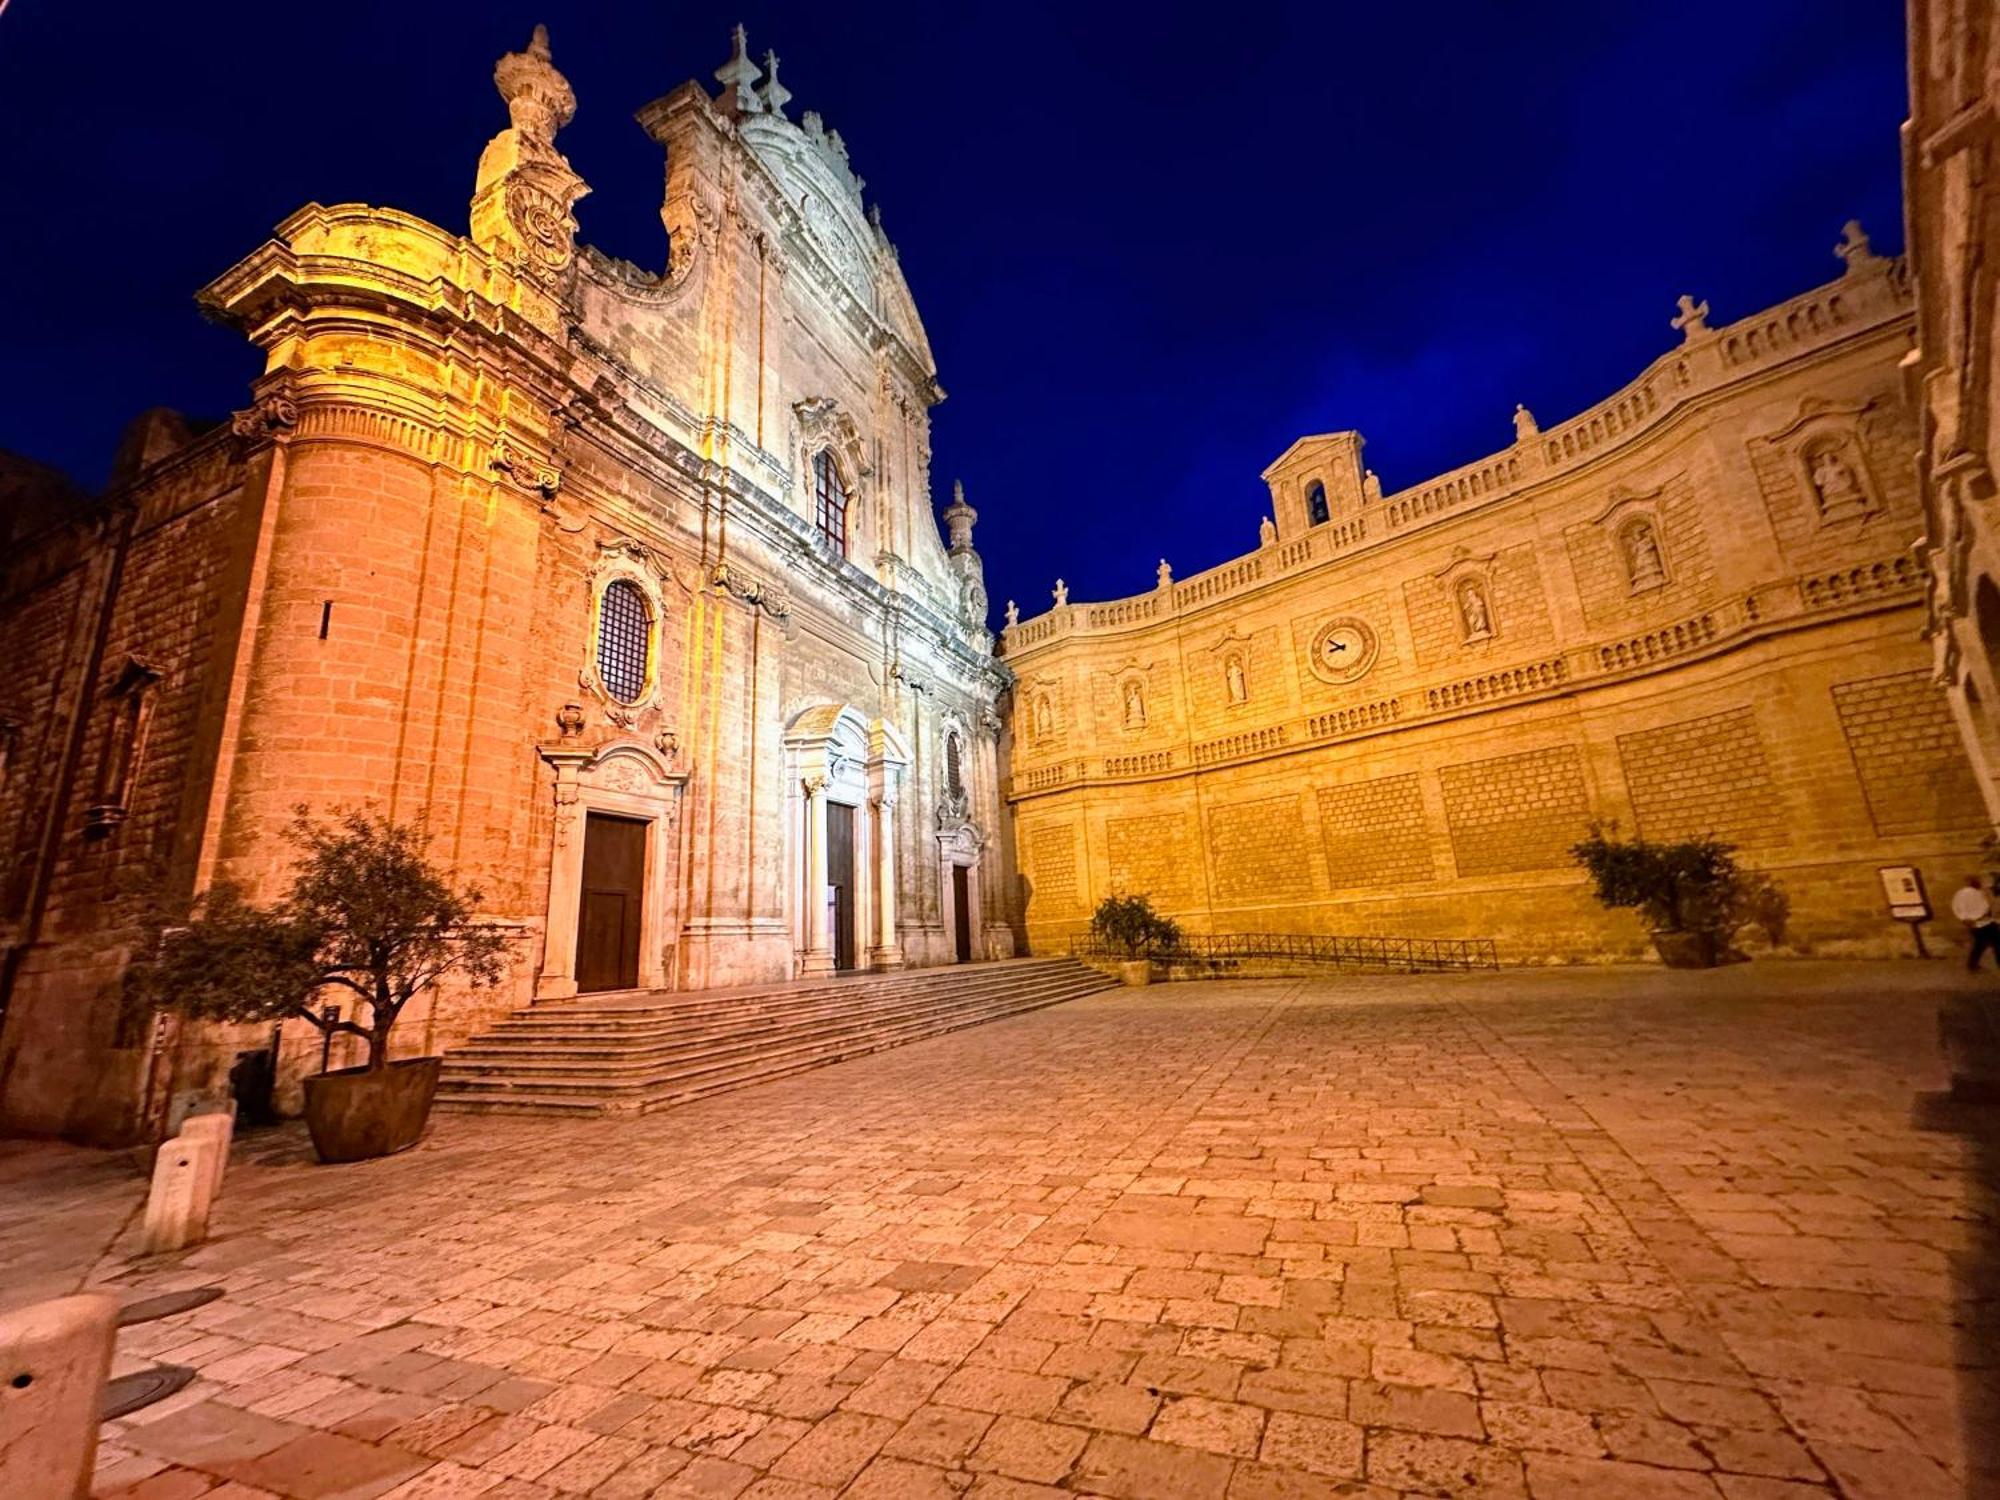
[1671,294,1711,341]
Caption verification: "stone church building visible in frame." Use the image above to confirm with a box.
[1001,232,1990,959]
[0,28,1013,1141]
[4,21,1998,1145]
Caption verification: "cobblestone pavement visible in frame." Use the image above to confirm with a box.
[9,961,1995,1500]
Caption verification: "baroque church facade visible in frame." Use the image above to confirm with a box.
[1000,232,1991,959]
[0,28,1013,1141]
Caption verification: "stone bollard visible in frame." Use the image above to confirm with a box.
[0,1293,117,1500]
[179,1111,234,1209]
[140,1131,222,1255]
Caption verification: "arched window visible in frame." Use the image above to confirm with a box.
[1304,480,1329,527]
[945,731,965,801]
[597,578,653,703]
[813,449,848,554]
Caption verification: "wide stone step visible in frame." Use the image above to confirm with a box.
[457,970,1095,1054]
[441,977,1111,1081]
[440,978,1110,1092]
[489,959,1082,1031]
[435,960,1115,1116]
[436,991,1089,1114]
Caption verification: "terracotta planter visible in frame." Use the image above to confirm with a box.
[303,1057,440,1163]
[1649,930,1724,968]
[1119,959,1153,987]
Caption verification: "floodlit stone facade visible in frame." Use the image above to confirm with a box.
[1910,0,2000,822]
[1001,238,1988,960]
[0,27,1010,1142]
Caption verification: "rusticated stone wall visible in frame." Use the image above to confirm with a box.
[1003,245,1988,960]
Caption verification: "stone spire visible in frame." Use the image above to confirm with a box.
[757,50,792,118]
[943,479,977,554]
[714,24,762,116]
[471,25,589,286]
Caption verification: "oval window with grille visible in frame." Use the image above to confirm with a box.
[597,579,652,703]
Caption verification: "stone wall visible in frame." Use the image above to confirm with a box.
[1003,248,1987,960]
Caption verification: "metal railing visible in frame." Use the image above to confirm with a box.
[1069,932,1501,973]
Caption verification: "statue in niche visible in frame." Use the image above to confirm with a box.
[1458,579,1492,639]
[1123,679,1146,728]
[1623,518,1666,589]
[1034,694,1053,738]
[1225,655,1248,704]
[1808,443,1867,519]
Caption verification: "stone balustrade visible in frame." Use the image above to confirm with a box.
[1000,262,1912,653]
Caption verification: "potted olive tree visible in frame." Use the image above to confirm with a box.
[1570,823,1780,968]
[1089,894,1182,986]
[130,809,507,1162]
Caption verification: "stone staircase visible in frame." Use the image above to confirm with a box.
[434,957,1116,1116]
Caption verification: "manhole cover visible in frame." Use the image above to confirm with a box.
[116,1286,223,1327]
[102,1365,195,1420]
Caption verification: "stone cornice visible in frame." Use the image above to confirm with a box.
[1005,559,1923,803]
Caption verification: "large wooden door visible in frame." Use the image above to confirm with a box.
[827,801,857,972]
[952,865,973,962]
[578,812,646,993]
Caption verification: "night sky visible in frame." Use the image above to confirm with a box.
[0,2,1906,621]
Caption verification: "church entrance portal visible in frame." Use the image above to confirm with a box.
[952,865,973,962]
[578,811,646,992]
[827,801,858,972]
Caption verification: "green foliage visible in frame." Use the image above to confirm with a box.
[1089,893,1182,959]
[1569,822,1781,947]
[128,807,509,1069]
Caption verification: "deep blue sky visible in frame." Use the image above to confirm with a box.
[0,2,1905,619]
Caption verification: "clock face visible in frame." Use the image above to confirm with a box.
[1309,617,1378,685]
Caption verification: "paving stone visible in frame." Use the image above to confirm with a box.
[0,969,1976,1500]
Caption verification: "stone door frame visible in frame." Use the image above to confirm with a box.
[935,820,985,963]
[536,739,688,1000]
[784,704,909,977]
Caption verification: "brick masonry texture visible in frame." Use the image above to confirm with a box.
[1834,670,1991,837]
[17,962,1990,1500]
[1105,812,1198,907]
[1616,707,1788,847]
[1317,773,1435,888]
[1206,793,1314,902]
[1441,746,1593,878]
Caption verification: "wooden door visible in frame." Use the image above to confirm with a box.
[827,801,857,972]
[578,812,646,992]
[952,865,973,962]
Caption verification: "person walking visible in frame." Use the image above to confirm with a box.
[1952,875,2000,970]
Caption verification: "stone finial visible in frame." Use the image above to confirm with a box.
[494,25,576,143]
[1053,578,1068,606]
[473,26,589,285]
[943,479,977,553]
[1835,219,1886,277]
[757,50,792,118]
[1005,600,1019,628]
[1156,559,1173,589]
[714,24,763,114]
[1512,403,1539,442]
[1671,294,1711,341]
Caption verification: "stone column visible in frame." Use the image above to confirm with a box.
[801,774,834,976]
[535,749,589,1000]
[871,788,904,971]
